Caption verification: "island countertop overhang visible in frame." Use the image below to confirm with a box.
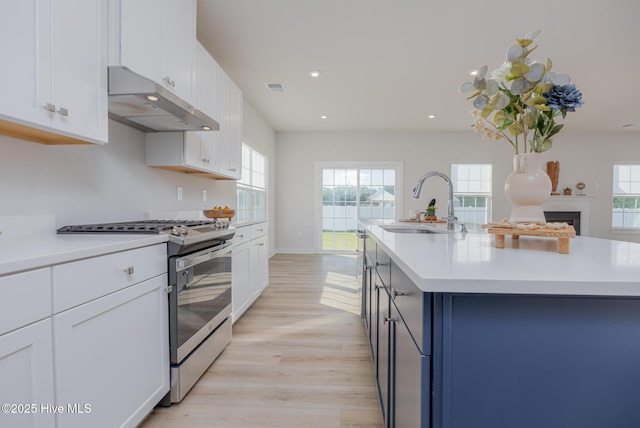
[359,219,640,296]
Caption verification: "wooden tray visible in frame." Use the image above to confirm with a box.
[485,225,576,254]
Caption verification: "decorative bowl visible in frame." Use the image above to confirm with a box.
[203,209,235,219]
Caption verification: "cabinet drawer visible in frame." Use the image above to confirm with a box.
[0,268,51,336]
[391,260,431,355]
[52,244,166,313]
[250,222,268,239]
[233,226,251,246]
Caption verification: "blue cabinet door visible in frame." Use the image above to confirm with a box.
[434,293,640,428]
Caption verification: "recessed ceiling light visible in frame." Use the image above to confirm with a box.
[428,115,436,119]
[321,115,328,119]
[201,126,211,131]
[310,70,322,78]
[146,95,159,102]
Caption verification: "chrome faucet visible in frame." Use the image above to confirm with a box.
[412,171,461,231]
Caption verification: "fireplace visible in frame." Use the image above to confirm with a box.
[544,211,581,235]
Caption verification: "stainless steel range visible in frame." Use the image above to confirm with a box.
[58,219,236,405]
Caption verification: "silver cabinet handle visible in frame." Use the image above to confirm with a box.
[124,266,135,275]
[163,76,175,87]
[375,261,387,266]
[258,242,265,246]
[238,234,244,238]
[392,288,406,299]
[384,317,396,324]
[57,107,69,117]
[45,103,56,112]
[229,168,237,172]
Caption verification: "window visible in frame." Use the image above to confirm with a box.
[612,164,640,229]
[237,144,266,223]
[451,164,492,225]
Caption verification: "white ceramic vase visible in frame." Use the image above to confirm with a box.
[504,153,551,224]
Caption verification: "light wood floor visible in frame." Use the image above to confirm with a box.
[140,253,383,428]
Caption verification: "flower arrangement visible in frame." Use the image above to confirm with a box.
[459,30,583,154]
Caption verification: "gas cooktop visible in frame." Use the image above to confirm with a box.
[56,219,214,234]
[57,220,236,256]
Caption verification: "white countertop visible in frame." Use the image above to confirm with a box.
[361,220,640,296]
[0,234,167,276]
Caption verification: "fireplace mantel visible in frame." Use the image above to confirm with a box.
[543,195,594,236]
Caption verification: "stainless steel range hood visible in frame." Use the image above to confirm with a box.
[108,67,220,133]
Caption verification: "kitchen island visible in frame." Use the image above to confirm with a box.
[359,220,640,428]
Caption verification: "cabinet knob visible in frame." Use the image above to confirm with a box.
[123,266,135,275]
[57,107,69,117]
[45,103,56,112]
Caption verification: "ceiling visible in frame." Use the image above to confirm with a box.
[196,0,640,133]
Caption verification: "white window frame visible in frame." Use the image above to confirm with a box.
[451,163,493,225]
[237,143,267,225]
[612,162,640,233]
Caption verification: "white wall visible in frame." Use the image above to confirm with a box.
[275,130,640,253]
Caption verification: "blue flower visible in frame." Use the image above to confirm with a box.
[543,84,584,112]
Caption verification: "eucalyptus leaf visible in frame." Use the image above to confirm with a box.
[510,78,526,95]
[515,38,533,47]
[525,30,541,40]
[459,82,477,93]
[510,62,530,77]
[473,95,488,110]
[533,83,552,94]
[485,79,499,95]
[507,123,524,136]
[476,65,488,80]
[520,45,538,60]
[523,111,536,127]
[506,45,524,63]
[493,92,511,110]
[524,62,545,82]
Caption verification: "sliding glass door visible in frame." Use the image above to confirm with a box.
[318,162,402,252]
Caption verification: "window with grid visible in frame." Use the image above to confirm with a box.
[612,164,640,229]
[236,144,266,224]
[451,164,492,225]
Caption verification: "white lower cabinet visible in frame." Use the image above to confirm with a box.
[0,319,55,428]
[52,273,169,428]
[232,223,269,322]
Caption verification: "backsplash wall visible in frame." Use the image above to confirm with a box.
[0,120,237,228]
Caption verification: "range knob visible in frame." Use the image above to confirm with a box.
[171,225,189,236]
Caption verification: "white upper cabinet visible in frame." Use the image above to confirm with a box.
[217,68,242,180]
[110,0,196,107]
[145,41,243,180]
[0,0,108,145]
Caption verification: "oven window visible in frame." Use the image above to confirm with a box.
[177,255,231,350]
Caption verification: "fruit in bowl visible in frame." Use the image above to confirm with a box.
[203,206,235,219]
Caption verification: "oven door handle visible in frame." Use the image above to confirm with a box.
[175,243,233,272]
